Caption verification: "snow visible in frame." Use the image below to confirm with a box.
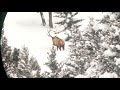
[101,42,109,49]
[101,36,105,40]
[75,74,87,78]
[3,12,114,74]
[99,72,118,78]
[66,18,70,23]
[116,45,120,50]
[111,73,118,78]
[4,12,71,73]
[79,19,90,32]
[110,14,117,21]
[4,12,52,73]
[97,23,110,31]
[86,67,97,78]
[9,73,18,78]
[31,70,37,76]
[90,60,98,68]
[114,57,120,65]
[109,45,115,49]
[85,60,99,78]
[103,49,116,57]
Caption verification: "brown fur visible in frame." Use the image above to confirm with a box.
[52,36,65,51]
[47,30,65,51]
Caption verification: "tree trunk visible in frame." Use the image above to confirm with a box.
[49,12,53,28]
[40,12,46,26]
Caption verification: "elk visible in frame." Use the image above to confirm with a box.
[47,30,65,51]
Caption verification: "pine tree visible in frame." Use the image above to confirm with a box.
[81,13,120,78]
[29,56,41,78]
[10,47,20,77]
[65,13,86,76]
[53,12,120,78]
[1,36,17,77]
[43,46,66,78]
[45,46,59,78]
[1,26,41,78]
[100,13,120,77]
[1,26,19,77]
[12,48,20,66]
[54,12,86,77]
[17,45,41,78]
[54,12,82,31]
[17,46,31,78]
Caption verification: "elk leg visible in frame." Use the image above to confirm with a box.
[62,46,64,50]
[59,46,61,51]
[57,46,58,51]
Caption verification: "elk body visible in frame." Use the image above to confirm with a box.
[47,30,65,51]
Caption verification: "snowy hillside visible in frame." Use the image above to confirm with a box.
[4,12,72,73]
[3,12,120,78]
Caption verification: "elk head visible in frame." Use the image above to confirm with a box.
[47,29,65,51]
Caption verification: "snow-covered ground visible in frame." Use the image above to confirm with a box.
[3,12,112,73]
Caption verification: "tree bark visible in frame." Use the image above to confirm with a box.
[40,12,46,26]
[49,12,53,28]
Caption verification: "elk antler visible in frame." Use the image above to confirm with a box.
[47,28,52,37]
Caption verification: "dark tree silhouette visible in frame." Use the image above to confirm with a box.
[49,12,53,28]
[40,12,46,26]
[0,12,7,78]
[38,12,53,28]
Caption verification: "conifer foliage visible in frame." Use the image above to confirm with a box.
[2,12,120,78]
[1,30,41,78]
[44,47,59,78]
